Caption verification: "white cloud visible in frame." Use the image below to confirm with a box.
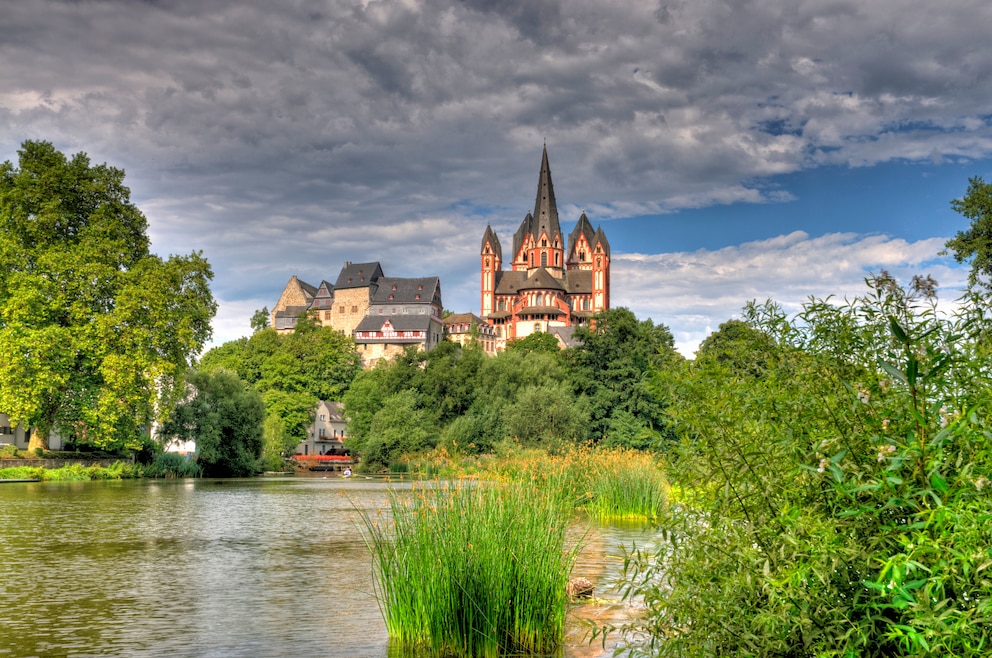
[613,232,967,357]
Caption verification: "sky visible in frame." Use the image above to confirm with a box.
[2,0,990,356]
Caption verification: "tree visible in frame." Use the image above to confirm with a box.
[0,141,216,451]
[158,370,265,477]
[250,307,270,333]
[564,308,680,446]
[505,331,561,354]
[694,319,779,378]
[945,176,992,289]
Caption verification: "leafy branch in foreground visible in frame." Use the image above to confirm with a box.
[605,274,992,657]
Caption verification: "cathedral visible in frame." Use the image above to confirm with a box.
[480,146,611,350]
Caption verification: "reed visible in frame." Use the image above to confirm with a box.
[582,448,668,522]
[360,477,581,657]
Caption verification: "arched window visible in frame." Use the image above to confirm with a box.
[537,293,543,306]
[541,252,547,267]
[534,323,541,333]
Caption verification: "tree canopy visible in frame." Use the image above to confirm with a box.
[0,140,216,451]
[157,370,265,477]
[945,175,992,290]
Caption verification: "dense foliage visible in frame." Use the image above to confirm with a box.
[608,273,992,657]
[157,370,265,477]
[0,141,216,451]
[199,316,362,463]
[342,309,677,470]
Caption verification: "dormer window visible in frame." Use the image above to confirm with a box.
[392,284,397,291]
[347,277,352,283]
[415,294,421,299]
[417,284,423,291]
[389,294,394,300]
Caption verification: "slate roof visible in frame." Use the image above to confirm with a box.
[567,212,597,261]
[563,269,593,294]
[444,312,489,327]
[335,261,383,289]
[371,277,441,305]
[274,305,310,318]
[512,145,562,257]
[593,226,611,257]
[493,270,528,295]
[517,267,565,292]
[355,314,434,334]
[481,225,502,260]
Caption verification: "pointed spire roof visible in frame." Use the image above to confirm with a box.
[532,144,561,241]
[481,224,502,260]
[593,226,611,257]
[568,211,597,259]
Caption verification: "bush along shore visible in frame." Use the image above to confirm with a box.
[0,452,203,480]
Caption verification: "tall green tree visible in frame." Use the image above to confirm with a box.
[0,141,216,451]
[158,370,265,477]
[945,176,992,289]
[564,308,680,447]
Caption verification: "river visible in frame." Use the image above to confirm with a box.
[0,477,654,657]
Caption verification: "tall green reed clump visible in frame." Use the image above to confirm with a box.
[583,448,668,522]
[361,478,581,657]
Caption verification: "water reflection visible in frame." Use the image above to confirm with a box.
[0,478,652,657]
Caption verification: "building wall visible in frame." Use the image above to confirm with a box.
[332,287,371,336]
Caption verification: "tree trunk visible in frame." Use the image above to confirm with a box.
[27,427,49,453]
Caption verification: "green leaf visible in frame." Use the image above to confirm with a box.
[889,316,910,344]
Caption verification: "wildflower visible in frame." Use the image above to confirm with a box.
[817,458,829,473]
[975,477,989,491]
[882,419,890,431]
[856,385,870,404]
[877,445,896,463]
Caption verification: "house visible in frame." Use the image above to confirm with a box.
[480,145,610,352]
[443,312,497,355]
[271,261,444,368]
[296,401,348,457]
[0,413,64,450]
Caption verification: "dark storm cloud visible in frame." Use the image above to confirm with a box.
[1,0,988,348]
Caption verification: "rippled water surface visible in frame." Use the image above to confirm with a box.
[0,477,652,657]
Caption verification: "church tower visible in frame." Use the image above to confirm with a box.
[480,146,610,350]
[480,225,502,318]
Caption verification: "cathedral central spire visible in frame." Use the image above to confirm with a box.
[532,144,561,239]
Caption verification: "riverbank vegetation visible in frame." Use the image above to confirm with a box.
[0,452,202,480]
[603,273,992,657]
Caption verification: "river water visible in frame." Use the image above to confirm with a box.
[0,477,654,657]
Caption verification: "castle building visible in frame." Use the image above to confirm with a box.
[272,261,444,368]
[480,146,610,350]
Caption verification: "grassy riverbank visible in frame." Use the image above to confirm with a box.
[0,453,203,480]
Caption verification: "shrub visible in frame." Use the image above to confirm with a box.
[606,276,992,657]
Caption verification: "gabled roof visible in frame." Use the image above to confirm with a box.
[518,267,565,292]
[444,312,489,327]
[371,277,441,305]
[314,280,334,298]
[335,261,383,289]
[481,225,502,260]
